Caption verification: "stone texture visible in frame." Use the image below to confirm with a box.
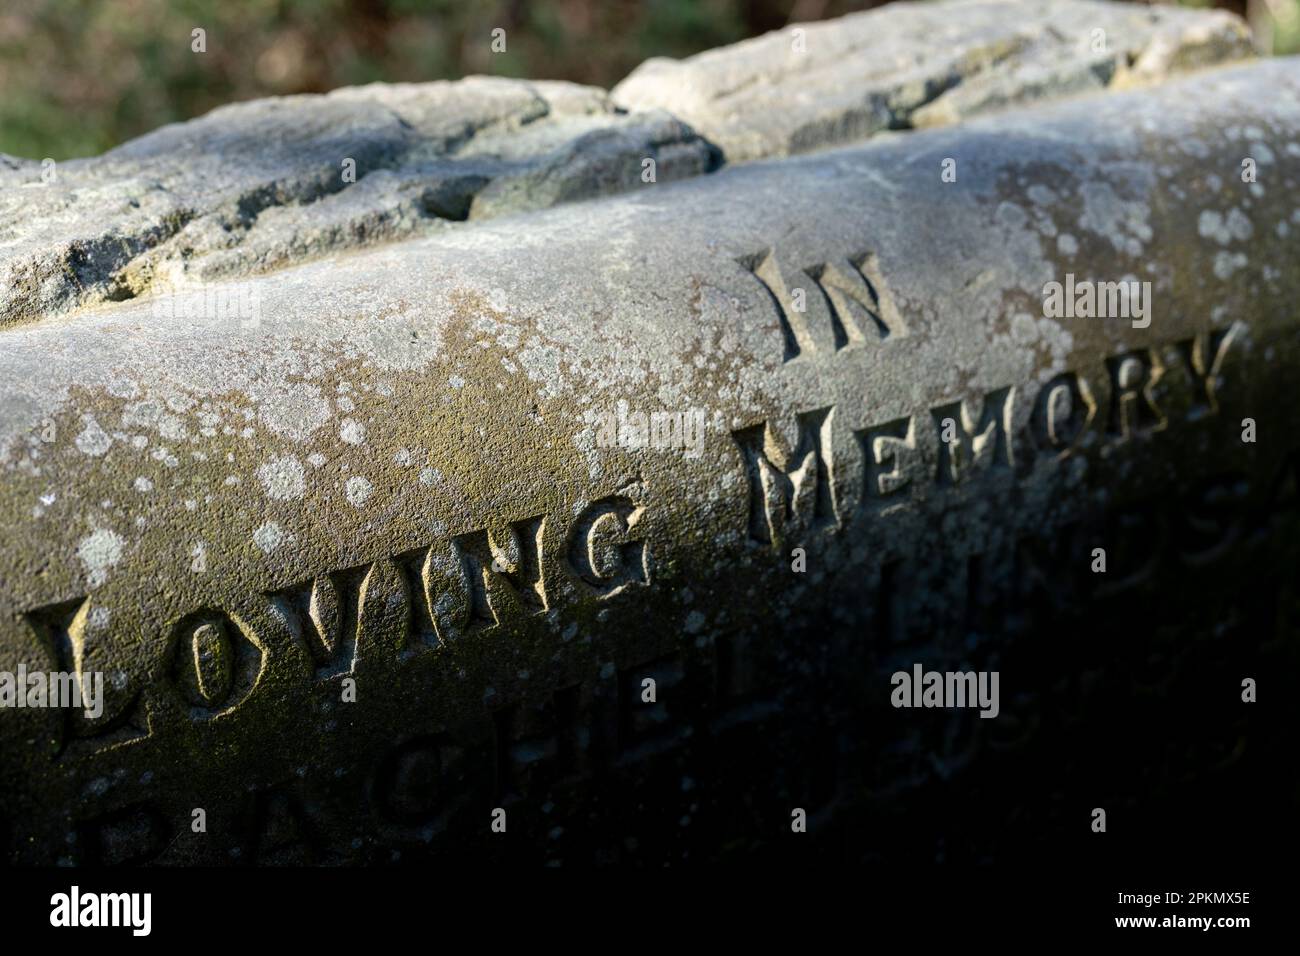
[0,0,1250,333]
[0,77,714,328]
[612,0,1253,160]
[1,45,1297,863]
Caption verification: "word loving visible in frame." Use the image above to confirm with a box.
[22,495,651,753]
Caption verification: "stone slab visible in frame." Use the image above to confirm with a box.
[613,0,1253,160]
[1,52,1297,863]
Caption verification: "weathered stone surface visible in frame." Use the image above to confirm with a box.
[0,0,1249,335]
[1,43,1297,864]
[0,77,714,328]
[612,0,1253,160]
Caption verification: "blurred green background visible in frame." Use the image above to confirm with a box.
[1,0,1296,160]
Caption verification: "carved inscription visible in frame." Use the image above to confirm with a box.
[857,417,917,504]
[734,407,838,545]
[244,787,321,865]
[170,610,264,718]
[1179,325,1240,417]
[932,386,1015,485]
[272,570,356,679]
[24,597,148,755]
[568,497,650,596]
[372,734,470,825]
[455,516,547,628]
[1031,372,1095,453]
[24,496,651,740]
[735,327,1241,548]
[740,248,905,361]
[76,802,171,866]
[1107,349,1164,439]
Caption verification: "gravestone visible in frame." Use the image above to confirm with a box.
[0,0,1296,866]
